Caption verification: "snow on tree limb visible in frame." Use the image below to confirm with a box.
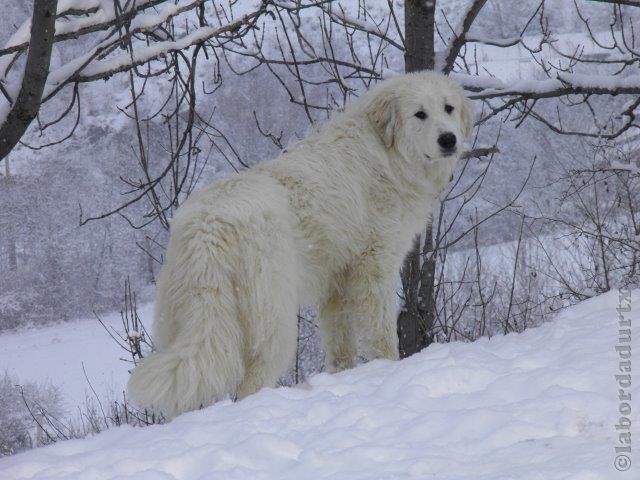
[318,4,404,51]
[0,0,169,57]
[41,0,254,100]
[77,13,265,83]
[465,35,521,48]
[456,72,640,99]
[0,0,200,108]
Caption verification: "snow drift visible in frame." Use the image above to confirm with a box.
[1,290,637,479]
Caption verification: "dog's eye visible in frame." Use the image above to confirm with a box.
[414,111,427,120]
[445,104,454,114]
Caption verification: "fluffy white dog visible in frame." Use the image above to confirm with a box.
[128,71,474,418]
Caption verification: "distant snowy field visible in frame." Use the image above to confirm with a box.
[1,291,637,479]
[0,304,153,411]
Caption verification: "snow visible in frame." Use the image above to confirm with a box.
[1,290,638,479]
[0,305,152,411]
[466,34,521,48]
[0,18,30,122]
[43,1,268,90]
[458,72,640,99]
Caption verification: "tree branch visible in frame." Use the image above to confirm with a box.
[0,0,170,58]
[441,0,489,74]
[458,72,640,99]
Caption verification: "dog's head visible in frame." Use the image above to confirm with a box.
[366,72,474,166]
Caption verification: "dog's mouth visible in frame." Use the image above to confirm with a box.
[424,149,457,162]
[440,148,457,157]
[423,153,437,165]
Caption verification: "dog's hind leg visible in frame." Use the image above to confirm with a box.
[235,212,299,399]
[236,287,298,400]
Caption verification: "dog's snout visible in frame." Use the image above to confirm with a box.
[438,132,457,152]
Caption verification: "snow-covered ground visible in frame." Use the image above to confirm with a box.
[0,304,153,411]
[1,290,637,479]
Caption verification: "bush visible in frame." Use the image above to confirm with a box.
[0,371,63,456]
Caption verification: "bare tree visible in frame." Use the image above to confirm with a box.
[396,0,438,357]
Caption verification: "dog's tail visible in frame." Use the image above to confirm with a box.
[127,217,244,419]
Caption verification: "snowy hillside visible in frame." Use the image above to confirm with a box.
[1,291,636,479]
[0,305,153,410]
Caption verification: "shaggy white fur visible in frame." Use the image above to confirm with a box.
[127,71,474,418]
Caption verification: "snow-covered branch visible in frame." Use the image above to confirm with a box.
[459,72,640,99]
[0,0,172,57]
[465,35,521,48]
[45,8,267,94]
[319,4,404,51]
[0,0,205,108]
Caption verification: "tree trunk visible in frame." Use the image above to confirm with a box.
[397,0,437,358]
[404,0,436,72]
[0,0,58,162]
[4,159,17,271]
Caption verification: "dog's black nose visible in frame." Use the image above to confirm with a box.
[438,132,457,152]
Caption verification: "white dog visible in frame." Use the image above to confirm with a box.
[128,71,474,418]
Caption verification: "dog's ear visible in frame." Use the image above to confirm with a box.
[460,95,475,138]
[367,90,400,149]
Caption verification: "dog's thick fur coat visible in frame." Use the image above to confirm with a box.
[128,72,474,418]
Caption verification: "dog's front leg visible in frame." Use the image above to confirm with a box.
[343,254,400,362]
